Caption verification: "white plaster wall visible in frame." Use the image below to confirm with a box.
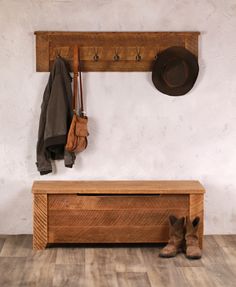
[0,0,236,234]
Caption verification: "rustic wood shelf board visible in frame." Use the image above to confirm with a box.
[34,31,200,72]
[32,180,205,194]
[32,180,205,250]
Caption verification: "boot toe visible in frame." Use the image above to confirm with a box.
[186,246,202,260]
[159,245,179,258]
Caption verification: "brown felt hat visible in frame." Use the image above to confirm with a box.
[152,46,199,96]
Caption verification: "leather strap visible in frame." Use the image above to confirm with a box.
[78,51,85,116]
[73,45,78,111]
[73,46,85,117]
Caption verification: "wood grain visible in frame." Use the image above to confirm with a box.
[34,31,200,72]
[185,35,199,56]
[85,248,119,287]
[33,194,48,250]
[32,180,205,194]
[189,194,204,248]
[48,226,170,243]
[49,209,188,227]
[48,194,189,210]
[0,235,235,287]
[117,272,152,287]
[0,257,27,287]
[0,238,5,253]
[36,33,49,71]
[55,247,85,265]
[32,180,205,249]
[53,264,85,287]
[20,248,57,287]
[0,235,32,257]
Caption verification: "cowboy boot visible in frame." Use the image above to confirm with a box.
[185,216,202,259]
[159,215,185,258]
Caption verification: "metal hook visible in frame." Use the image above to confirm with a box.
[56,48,61,58]
[154,48,160,60]
[113,48,120,61]
[93,47,99,62]
[136,47,141,61]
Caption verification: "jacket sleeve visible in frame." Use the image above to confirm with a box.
[44,70,76,169]
[36,59,75,175]
[36,82,53,175]
[44,73,68,149]
[64,149,76,168]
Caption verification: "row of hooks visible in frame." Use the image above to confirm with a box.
[93,48,142,62]
[56,47,159,62]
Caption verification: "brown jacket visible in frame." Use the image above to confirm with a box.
[36,57,75,175]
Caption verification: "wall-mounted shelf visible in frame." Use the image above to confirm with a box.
[34,31,200,72]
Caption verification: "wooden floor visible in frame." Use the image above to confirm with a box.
[0,235,235,287]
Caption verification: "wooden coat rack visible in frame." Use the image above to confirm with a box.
[34,31,200,72]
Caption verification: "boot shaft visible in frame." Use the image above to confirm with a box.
[168,215,185,245]
[185,216,200,245]
[159,215,185,258]
[185,216,202,259]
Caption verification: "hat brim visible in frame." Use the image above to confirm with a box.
[152,46,199,96]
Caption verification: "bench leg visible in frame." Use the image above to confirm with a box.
[189,194,204,249]
[33,194,48,250]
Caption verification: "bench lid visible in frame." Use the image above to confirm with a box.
[32,180,205,194]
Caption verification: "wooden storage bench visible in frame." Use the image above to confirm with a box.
[32,180,205,250]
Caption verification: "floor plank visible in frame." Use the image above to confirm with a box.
[56,247,85,265]
[0,257,26,287]
[20,262,55,287]
[205,263,236,287]
[0,235,235,287]
[19,248,57,287]
[85,268,119,287]
[0,235,7,239]
[0,238,6,253]
[117,272,151,287]
[141,246,174,268]
[0,235,32,257]
[177,267,216,287]
[53,264,85,287]
[113,247,146,272]
[201,235,225,265]
[221,246,236,265]
[85,248,119,287]
[213,235,236,248]
[147,266,189,287]
[173,252,204,267]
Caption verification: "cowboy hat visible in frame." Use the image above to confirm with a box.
[152,46,199,96]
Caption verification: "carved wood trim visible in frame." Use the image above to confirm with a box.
[189,194,204,249]
[34,31,200,72]
[33,194,48,250]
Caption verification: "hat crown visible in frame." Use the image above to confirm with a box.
[152,46,199,96]
[163,58,188,88]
